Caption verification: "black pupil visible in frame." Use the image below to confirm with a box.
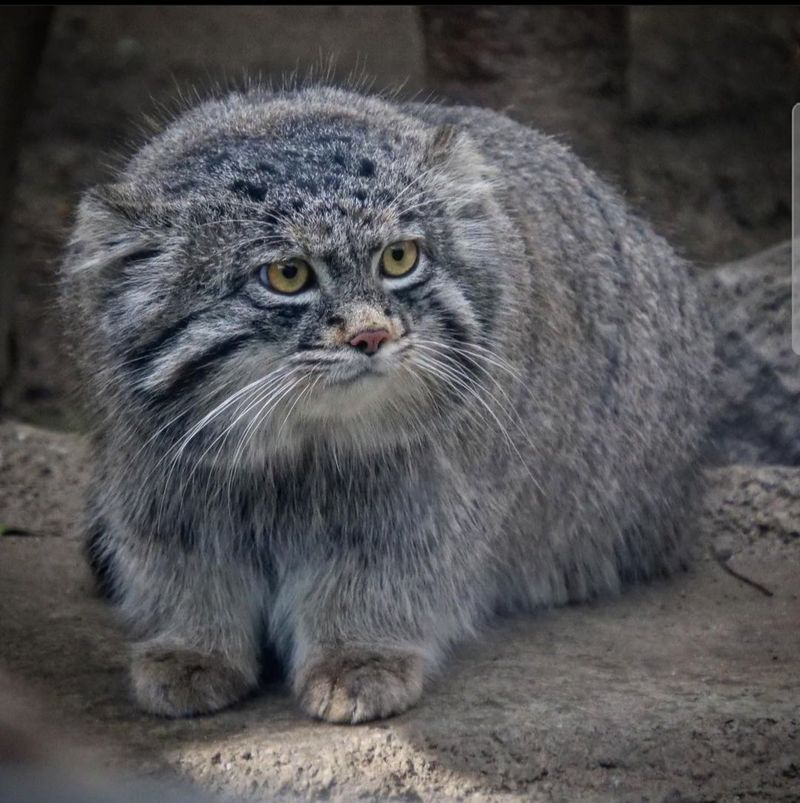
[282,264,298,280]
[391,248,405,262]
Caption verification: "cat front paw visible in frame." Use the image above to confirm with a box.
[130,642,257,717]
[294,647,425,724]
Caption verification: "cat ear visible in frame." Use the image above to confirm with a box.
[426,124,459,164]
[86,182,186,224]
[425,124,498,213]
[63,184,169,277]
[86,182,152,222]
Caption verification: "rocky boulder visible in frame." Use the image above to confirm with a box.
[702,240,798,465]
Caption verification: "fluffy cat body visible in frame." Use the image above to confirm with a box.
[62,86,713,722]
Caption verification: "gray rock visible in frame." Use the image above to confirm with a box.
[702,240,798,465]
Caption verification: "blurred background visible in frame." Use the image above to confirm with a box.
[1,5,798,429]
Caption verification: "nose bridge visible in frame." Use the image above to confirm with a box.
[339,300,391,341]
[321,249,395,346]
[322,296,397,350]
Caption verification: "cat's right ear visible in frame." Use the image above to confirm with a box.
[62,183,169,278]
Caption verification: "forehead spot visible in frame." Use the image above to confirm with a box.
[229,179,267,203]
[296,177,318,194]
[165,178,198,196]
[358,158,375,178]
[204,150,230,171]
[256,161,280,177]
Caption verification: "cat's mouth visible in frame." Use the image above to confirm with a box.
[271,341,427,435]
[323,340,409,388]
[326,359,391,388]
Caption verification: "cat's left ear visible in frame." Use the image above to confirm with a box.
[89,183,186,227]
[426,124,459,164]
[424,124,497,210]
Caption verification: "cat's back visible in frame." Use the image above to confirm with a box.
[403,99,714,597]
[405,99,681,280]
[406,98,712,408]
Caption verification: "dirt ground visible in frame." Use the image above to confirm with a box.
[0,420,798,802]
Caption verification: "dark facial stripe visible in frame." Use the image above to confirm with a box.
[427,294,472,346]
[244,295,311,325]
[389,273,433,298]
[422,293,482,382]
[121,248,163,266]
[123,308,206,378]
[139,332,255,404]
[122,287,242,375]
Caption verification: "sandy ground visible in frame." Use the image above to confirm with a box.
[0,420,798,801]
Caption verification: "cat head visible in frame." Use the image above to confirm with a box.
[63,87,512,461]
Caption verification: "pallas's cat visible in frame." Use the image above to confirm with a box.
[61,86,712,723]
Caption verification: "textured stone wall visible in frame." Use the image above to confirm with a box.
[627,7,800,265]
[420,6,799,264]
[420,7,629,178]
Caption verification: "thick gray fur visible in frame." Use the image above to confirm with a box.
[61,85,713,723]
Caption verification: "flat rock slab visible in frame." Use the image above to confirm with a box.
[0,421,798,801]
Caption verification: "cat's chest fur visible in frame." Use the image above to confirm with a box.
[236,442,486,554]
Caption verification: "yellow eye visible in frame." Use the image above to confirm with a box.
[381,240,419,278]
[259,259,313,294]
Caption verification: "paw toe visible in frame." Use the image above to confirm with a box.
[296,649,424,724]
[131,644,256,717]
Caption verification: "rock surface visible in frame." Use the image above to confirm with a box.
[0,420,798,801]
[703,241,798,465]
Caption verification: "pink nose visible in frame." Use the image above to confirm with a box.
[349,328,392,355]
